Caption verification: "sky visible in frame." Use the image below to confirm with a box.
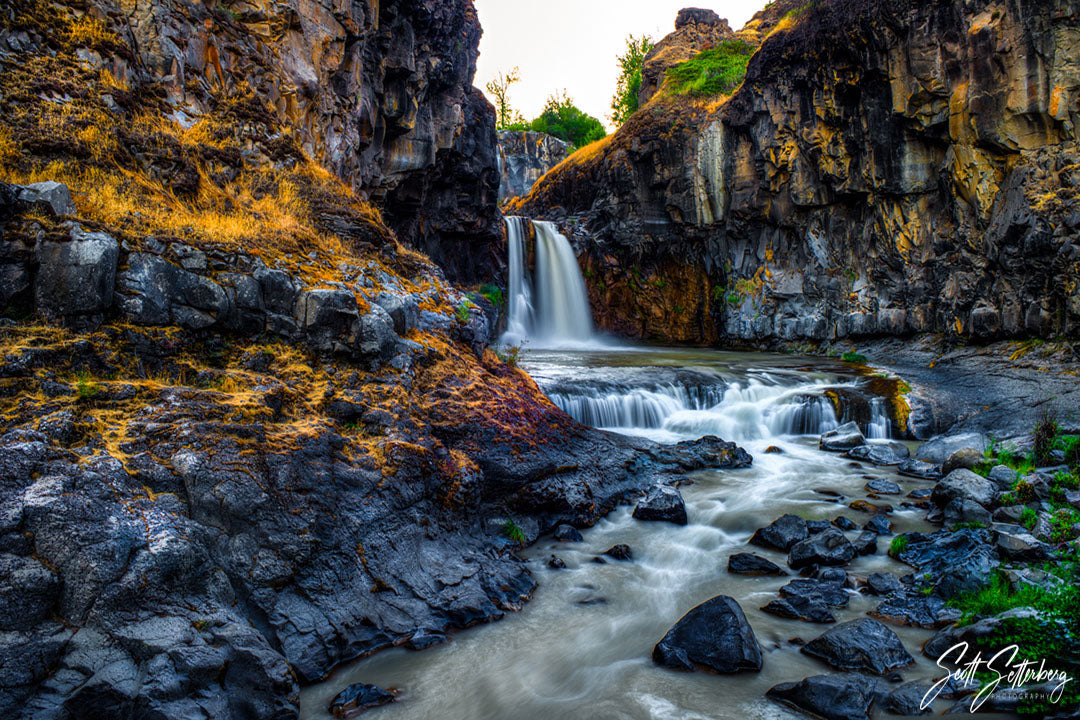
[474,1,765,129]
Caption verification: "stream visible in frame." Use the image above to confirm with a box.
[300,346,959,720]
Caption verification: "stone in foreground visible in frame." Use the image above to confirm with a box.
[750,513,808,551]
[820,422,866,452]
[788,528,855,569]
[800,618,914,674]
[632,485,688,525]
[767,673,878,720]
[653,595,762,673]
[330,683,395,718]
[728,552,785,576]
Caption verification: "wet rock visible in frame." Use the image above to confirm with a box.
[653,595,762,673]
[987,464,1019,490]
[832,516,857,531]
[895,529,999,597]
[17,180,76,216]
[881,680,935,715]
[767,673,878,720]
[801,618,914,674]
[34,225,119,322]
[602,544,633,561]
[942,498,992,527]
[849,499,892,514]
[847,444,908,466]
[761,596,836,624]
[764,446,783,454]
[923,607,1050,660]
[807,519,831,534]
[869,593,962,629]
[788,528,855,569]
[329,682,395,718]
[898,459,942,481]
[781,578,850,607]
[992,505,1025,524]
[632,485,688,525]
[372,291,419,336]
[750,514,808,551]
[358,305,398,362]
[820,422,866,452]
[728,552,786,576]
[916,434,987,465]
[864,478,901,495]
[862,514,892,536]
[942,448,985,476]
[552,524,583,543]
[851,531,878,556]
[118,253,229,330]
[547,555,566,570]
[994,526,1050,561]
[863,572,903,596]
[819,568,848,586]
[931,469,995,510]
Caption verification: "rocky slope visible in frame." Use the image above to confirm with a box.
[515,0,1080,345]
[1,0,502,282]
[497,130,570,203]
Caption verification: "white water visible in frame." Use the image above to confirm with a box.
[501,217,595,347]
[867,397,891,439]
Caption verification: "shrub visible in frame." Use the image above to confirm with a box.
[455,301,473,324]
[665,40,755,96]
[75,370,100,400]
[529,92,606,149]
[610,34,654,125]
[1019,507,1038,530]
[496,345,521,367]
[1012,479,1037,504]
[1056,434,1080,470]
[1034,410,1060,465]
[888,535,908,557]
[842,350,868,364]
[478,283,504,308]
[502,519,526,543]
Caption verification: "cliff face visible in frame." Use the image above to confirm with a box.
[6,0,502,281]
[497,130,571,203]
[517,0,1080,344]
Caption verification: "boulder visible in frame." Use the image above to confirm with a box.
[862,514,892,536]
[942,447,985,476]
[372,291,419,335]
[916,433,987,464]
[881,681,936,716]
[820,422,866,452]
[602,544,633,561]
[864,478,901,495]
[987,464,1018,490]
[801,618,914,674]
[942,497,992,527]
[832,515,857,531]
[767,673,878,720]
[897,458,942,480]
[118,253,229,329]
[846,444,908,466]
[994,526,1050,561]
[750,514,808,551]
[547,555,566,570]
[727,553,785,576]
[17,181,77,216]
[931,469,995,509]
[552,524,583,543]
[788,528,855,569]
[761,596,836,624]
[358,304,398,361]
[863,572,903,596]
[329,682,395,718]
[806,519,831,534]
[294,288,359,352]
[923,607,1049,660]
[652,595,762,673]
[851,530,878,555]
[632,485,688,525]
[34,226,119,322]
[868,593,962,629]
[895,529,999,597]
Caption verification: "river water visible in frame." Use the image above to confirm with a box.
[300,346,963,720]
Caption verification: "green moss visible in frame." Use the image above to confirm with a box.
[665,40,755,96]
[841,350,868,364]
[888,535,908,557]
[478,283,504,308]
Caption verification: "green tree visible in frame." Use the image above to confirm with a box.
[610,34,654,126]
[485,67,525,129]
[529,91,606,149]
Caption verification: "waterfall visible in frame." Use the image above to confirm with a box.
[501,217,593,346]
[867,397,891,439]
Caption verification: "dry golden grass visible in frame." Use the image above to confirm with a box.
[66,16,117,48]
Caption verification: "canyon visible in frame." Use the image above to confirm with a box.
[0,0,1078,719]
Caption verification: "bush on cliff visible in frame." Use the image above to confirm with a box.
[529,92,606,150]
[665,39,755,96]
[610,34,654,126]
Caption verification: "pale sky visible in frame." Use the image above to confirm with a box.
[474,1,765,129]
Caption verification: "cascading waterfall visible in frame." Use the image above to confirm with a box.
[501,216,593,346]
[867,397,891,439]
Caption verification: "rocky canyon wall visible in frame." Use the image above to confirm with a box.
[517,0,1080,344]
[497,130,570,203]
[5,0,503,282]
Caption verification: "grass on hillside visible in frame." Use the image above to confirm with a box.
[664,40,756,96]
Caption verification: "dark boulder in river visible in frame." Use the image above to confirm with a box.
[767,673,878,720]
[330,683,396,718]
[728,552,786,576]
[632,485,688,525]
[653,595,762,673]
[750,513,809,551]
[801,618,914,675]
[788,528,856,569]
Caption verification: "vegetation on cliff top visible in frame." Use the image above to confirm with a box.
[610,34,654,126]
[516,91,606,150]
[664,39,755,96]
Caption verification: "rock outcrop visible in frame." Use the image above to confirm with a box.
[637,8,734,106]
[497,130,571,203]
[516,0,1080,343]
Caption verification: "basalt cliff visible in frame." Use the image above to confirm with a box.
[515,0,1080,345]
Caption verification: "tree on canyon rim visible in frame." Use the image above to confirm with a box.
[610,34,653,125]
